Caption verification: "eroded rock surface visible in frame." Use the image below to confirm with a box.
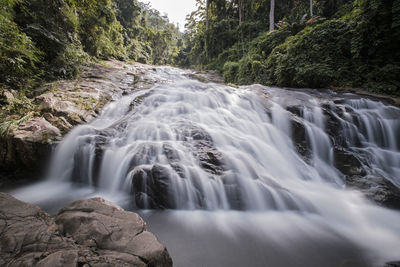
[0,60,158,180]
[0,193,172,267]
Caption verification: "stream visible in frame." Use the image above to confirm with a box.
[9,66,400,267]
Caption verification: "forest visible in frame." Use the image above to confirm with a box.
[1,0,399,95]
[0,0,183,90]
[181,0,400,94]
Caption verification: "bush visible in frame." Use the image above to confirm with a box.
[264,20,353,88]
[0,5,42,87]
[222,61,239,84]
[236,57,267,85]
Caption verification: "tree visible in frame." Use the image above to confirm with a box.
[269,0,275,31]
[310,0,313,17]
[206,0,210,30]
[238,0,244,24]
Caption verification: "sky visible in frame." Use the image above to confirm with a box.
[145,0,197,31]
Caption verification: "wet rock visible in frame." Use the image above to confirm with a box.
[385,261,400,267]
[290,117,310,160]
[182,126,225,175]
[0,193,172,267]
[132,164,173,209]
[285,101,400,210]
[334,148,366,177]
[1,61,157,182]
[194,141,224,175]
[186,70,223,84]
[286,105,304,117]
[346,175,400,209]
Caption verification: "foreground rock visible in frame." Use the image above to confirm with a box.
[0,193,172,267]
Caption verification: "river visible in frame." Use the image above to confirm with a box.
[9,66,400,267]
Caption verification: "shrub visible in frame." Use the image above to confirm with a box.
[222,61,240,84]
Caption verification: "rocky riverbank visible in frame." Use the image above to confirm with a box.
[0,193,172,266]
[0,60,158,185]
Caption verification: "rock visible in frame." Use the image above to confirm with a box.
[0,89,15,105]
[13,117,61,143]
[334,148,366,176]
[132,164,174,209]
[193,140,224,175]
[186,71,223,84]
[182,126,225,175]
[346,174,400,210]
[0,118,60,174]
[0,193,172,267]
[1,61,158,182]
[290,117,310,160]
[384,262,400,267]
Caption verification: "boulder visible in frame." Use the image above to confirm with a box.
[0,193,172,267]
[132,164,173,209]
[13,117,61,143]
[0,117,60,174]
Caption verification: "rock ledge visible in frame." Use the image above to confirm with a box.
[0,193,172,267]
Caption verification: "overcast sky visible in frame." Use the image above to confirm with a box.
[145,0,197,31]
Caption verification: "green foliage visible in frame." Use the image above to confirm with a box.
[0,0,42,87]
[264,20,352,88]
[0,0,182,90]
[185,0,400,95]
[75,0,127,59]
[13,0,84,79]
[222,61,239,83]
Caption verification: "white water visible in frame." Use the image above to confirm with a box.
[10,66,400,266]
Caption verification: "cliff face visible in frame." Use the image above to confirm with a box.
[0,60,157,184]
[0,193,172,266]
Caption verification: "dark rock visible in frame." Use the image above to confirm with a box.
[346,175,400,210]
[132,164,173,209]
[384,261,400,267]
[181,126,225,175]
[0,193,172,267]
[194,140,224,175]
[290,117,310,160]
[334,148,366,177]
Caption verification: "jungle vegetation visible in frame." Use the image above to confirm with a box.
[181,0,400,95]
[0,0,183,90]
[0,0,399,95]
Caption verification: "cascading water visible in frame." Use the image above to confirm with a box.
[10,66,400,267]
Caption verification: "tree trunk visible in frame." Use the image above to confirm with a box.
[239,0,243,24]
[205,0,210,61]
[269,0,275,31]
[310,0,313,17]
[206,0,210,31]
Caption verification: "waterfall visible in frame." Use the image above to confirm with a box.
[10,66,400,267]
[40,68,399,212]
